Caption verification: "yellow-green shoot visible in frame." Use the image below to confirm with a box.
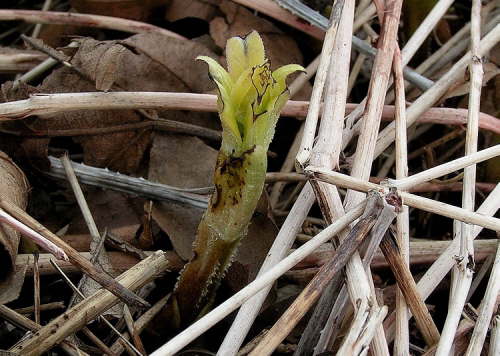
[169,31,304,326]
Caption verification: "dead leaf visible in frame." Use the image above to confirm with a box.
[70,232,123,318]
[149,133,217,259]
[165,0,218,22]
[1,34,221,173]
[0,151,29,303]
[71,0,165,21]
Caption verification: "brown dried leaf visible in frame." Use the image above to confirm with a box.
[71,0,165,21]
[122,33,218,93]
[165,0,218,22]
[2,34,220,173]
[0,151,29,303]
[149,133,217,259]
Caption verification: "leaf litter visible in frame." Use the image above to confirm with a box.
[0,0,498,355]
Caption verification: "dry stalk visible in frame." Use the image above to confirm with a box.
[1,92,499,134]
[490,316,500,356]
[33,253,40,325]
[313,198,397,355]
[337,300,388,356]
[110,294,171,354]
[30,0,52,38]
[467,252,494,302]
[296,239,497,271]
[150,201,367,356]
[379,232,440,346]
[9,251,170,356]
[0,305,86,356]
[123,305,147,355]
[400,0,454,66]
[49,259,142,356]
[318,1,401,353]
[374,23,500,158]
[382,184,500,342]
[0,207,67,260]
[295,0,346,168]
[422,319,475,356]
[15,301,65,314]
[0,199,148,308]
[392,46,410,355]
[307,168,500,232]
[389,145,500,190]
[295,0,365,353]
[0,10,184,40]
[248,194,383,356]
[465,235,500,355]
[0,51,45,72]
[435,1,485,354]
[17,251,183,276]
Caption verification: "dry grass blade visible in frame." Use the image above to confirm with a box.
[295,0,347,168]
[0,92,499,135]
[248,193,384,355]
[379,232,440,346]
[0,199,149,309]
[9,251,170,356]
[392,45,410,355]
[435,1,485,354]
[0,10,184,40]
[218,184,316,353]
[0,305,86,356]
[307,168,500,231]
[150,201,367,355]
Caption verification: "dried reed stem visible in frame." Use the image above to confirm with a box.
[379,232,440,347]
[294,1,356,353]
[490,316,500,356]
[436,1,485,354]
[465,236,500,355]
[218,184,316,353]
[375,24,500,158]
[1,92,499,134]
[0,51,45,72]
[248,195,381,355]
[150,201,367,356]
[392,46,410,355]
[389,145,500,190]
[33,253,40,325]
[0,208,67,260]
[294,239,497,271]
[400,0,454,66]
[0,10,184,40]
[0,199,148,308]
[9,251,170,356]
[0,305,86,356]
[383,184,500,341]
[295,0,346,167]
[307,168,500,232]
[337,300,388,355]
